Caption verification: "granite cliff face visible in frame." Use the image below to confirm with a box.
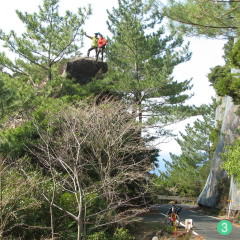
[198,96,240,209]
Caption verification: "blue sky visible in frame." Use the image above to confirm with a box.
[0,0,226,169]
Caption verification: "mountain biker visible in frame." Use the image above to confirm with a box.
[167,203,182,216]
[166,203,182,226]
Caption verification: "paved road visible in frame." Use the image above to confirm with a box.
[155,204,240,240]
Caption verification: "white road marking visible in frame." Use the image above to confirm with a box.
[189,210,222,220]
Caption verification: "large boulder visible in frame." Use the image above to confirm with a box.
[63,57,108,84]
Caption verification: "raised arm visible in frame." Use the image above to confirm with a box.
[85,33,92,39]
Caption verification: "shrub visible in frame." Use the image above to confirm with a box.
[113,228,135,240]
[87,231,108,240]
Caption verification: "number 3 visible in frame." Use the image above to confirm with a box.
[222,222,228,233]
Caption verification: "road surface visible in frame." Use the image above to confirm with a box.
[143,204,240,240]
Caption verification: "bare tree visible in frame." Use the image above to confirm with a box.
[31,101,155,240]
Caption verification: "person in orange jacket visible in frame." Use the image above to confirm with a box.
[96,34,108,61]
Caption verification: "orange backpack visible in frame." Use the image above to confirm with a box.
[98,38,108,48]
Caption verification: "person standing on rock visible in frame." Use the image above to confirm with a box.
[96,34,108,61]
[85,32,99,58]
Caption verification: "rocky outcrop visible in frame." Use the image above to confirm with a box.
[198,37,240,209]
[63,57,108,84]
[198,96,240,208]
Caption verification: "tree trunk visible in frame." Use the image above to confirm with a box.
[77,221,81,240]
[77,218,84,240]
[48,66,52,81]
[134,91,142,139]
[50,204,54,239]
[138,99,142,123]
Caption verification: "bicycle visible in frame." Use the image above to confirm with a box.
[165,205,182,227]
[165,212,180,227]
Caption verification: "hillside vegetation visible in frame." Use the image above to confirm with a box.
[0,0,200,239]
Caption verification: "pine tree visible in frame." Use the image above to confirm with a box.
[161,103,217,196]
[105,0,193,126]
[0,0,92,158]
[0,74,14,120]
[161,1,240,102]
[0,0,91,82]
[163,0,240,38]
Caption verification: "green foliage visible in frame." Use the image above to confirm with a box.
[87,228,134,240]
[163,0,240,38]
[0,97,66,158]
[0,0,91,81]
[85,192,108,217]
[160,224,174,234]
[59,192,76,212]
[0,122,37,158]
[207,39,240,103]
[230,39,240,68]
[222,139,240,182]
[103,0,195,125]
[0,0,205,238]
[31,97,65,122]
[113,228,135,240]
[87,231,109,240]
[0,162,45,239]
[209,121,221,151]
[0,72,36,124]
[0,74,15,120]
[224,38,234,65]
[27,101,155,238]
[0,0,92,163]
[162,1,240,102]
[156,103,216,196]
[208,65,234,96]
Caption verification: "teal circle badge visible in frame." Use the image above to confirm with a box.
[217,220,232,235]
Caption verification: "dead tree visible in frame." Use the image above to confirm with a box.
[32,101,154,240]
